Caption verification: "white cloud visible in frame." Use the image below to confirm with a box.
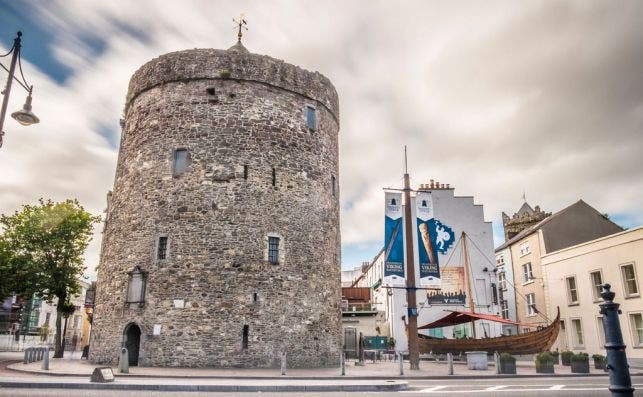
[1,0,641,274]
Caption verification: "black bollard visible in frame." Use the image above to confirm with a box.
[599,283,634,397]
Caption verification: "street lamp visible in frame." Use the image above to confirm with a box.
[0,31,39,148]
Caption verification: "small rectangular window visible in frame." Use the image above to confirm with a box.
[566,276,578,304]
[621,264,639,296]
[268,236,280,264]
[498,271,507,290]
[306,106,316,130]
[272,167,276,187]
[331,175,336,196]
[244,165,249,180]
[157,236,168,260]
[630,313,643,346]
[572,318,584,347]
[590,271,603,301]
[522,262,533,283]
[242,325,249,349]
[526,293,536,316]
[501,300,509,319]
[173,149,188,175]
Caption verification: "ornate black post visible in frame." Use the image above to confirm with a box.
[599,284,634,397]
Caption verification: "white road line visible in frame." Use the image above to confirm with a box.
[417,385,449,392]
[549,385,565,390]
[485,385,507,391]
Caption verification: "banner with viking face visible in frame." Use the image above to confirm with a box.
[384,192,405,285]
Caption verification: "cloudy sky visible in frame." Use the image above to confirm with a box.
[1,0,642,276]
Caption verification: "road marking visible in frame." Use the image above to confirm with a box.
[549,385,564,390]
[485,385,507,391]
[416,385,449,392]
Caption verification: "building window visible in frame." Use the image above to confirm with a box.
[157,236,168,260]
[526,293,536,316]
[73,315,81,329]
[496,255,505,266]
[331,175,336,196]
[306,105,316,130]
[173,149,188,175]
[566,276,579,304]
[630,313,643,347]
[126,266,147,307]
[519,242,530,256]
[272,167,276,187]
[498,271,507,291]
[596,316,606,348]
[522,262,533,283]
[571,318,584,347]
[268,236,280,265]
[252,292,259,303]
[590,270,603,301]
[501,300,509,319]
[242,325,249,349]
[45,313,51,325]
[243,165,249,180]
[491,283,498,305]
[621,263,639,297]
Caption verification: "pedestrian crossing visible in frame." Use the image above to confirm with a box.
[404,383,643,394]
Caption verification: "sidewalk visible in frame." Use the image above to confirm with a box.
[5,353,620,379]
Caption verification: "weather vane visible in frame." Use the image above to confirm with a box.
[233,13,248,43]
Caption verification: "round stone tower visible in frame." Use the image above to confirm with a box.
[89,41,341,368]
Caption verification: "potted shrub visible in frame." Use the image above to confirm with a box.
[571,353,590,374]
[535,352,556,374]
[561,350,574,366]
[499,353,517,374]
[550,350,560,365]
[592,354,606,370]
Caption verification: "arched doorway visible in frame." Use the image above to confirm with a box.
[123,323,141,366]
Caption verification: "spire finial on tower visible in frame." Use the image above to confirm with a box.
[233,13,248,43]
[521,189,527,203]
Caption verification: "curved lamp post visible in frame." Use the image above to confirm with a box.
[0,31,39,148]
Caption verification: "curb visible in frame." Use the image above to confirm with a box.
[0,381,409,392]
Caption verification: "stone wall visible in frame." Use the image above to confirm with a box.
[90,45,342,368]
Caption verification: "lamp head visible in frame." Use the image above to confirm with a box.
[11,91,39,126]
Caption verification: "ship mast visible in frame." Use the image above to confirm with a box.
[461,231,477,338]
[403,147,420,370]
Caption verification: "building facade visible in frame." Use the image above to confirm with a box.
[90,40,342,367]
[496,200,623,331]
[354,182,501,353]
[495,248,518,335]
[542,227,643,360]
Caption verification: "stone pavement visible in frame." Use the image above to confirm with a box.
[4,352,617,379]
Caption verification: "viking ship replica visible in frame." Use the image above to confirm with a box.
[415,231,560,355]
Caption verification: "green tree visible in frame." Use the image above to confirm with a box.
[0,199,99,357]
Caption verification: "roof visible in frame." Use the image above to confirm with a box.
[516,202,534,216]
[418,310,522,329]
[495,199,622,252]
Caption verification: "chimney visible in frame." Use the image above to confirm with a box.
[446,184,450,189]
[429,179,434,189]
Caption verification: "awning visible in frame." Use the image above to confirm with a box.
[418,311,522,329]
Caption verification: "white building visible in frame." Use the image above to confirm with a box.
[355,182,501,352]
[542,226,643,362]
[495,248,518,335]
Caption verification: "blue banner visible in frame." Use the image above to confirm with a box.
[416,192,455,288]
[384,192,404,285]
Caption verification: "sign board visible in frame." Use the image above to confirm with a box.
[153,324,162,336]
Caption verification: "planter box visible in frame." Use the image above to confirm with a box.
[536,363,555,374]
[593,359,606,370]
[499,361,516,374]
[571,360,590,374]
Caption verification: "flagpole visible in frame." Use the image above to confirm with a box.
[403,146,420,370]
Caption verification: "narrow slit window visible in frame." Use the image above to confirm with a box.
[243,165,249,180]
[173,149,188,175]
[157,236,168,260]
[268,236,280,265]
[306,106,316,130]
[242,325,249,349]
[252,292,258,303]
[331,175,336,196]
[272,167,276,187]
